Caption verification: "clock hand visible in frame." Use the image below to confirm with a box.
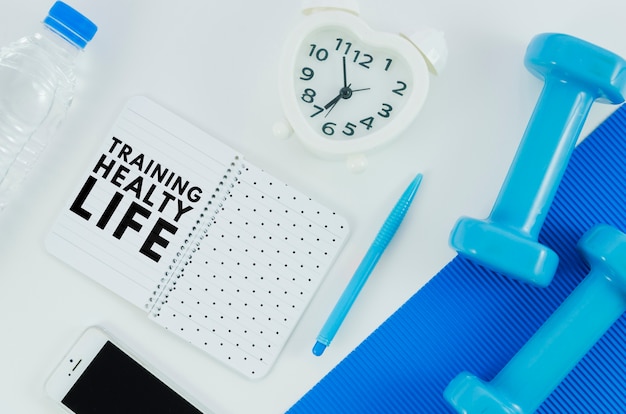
[342,56,348,88]
[324,84,353,109]
[323,85,371,118]
[324,86,370,110]
[324,84,353,118]
[324,58,350,114]
[324,93,343,110]
[323,94,342,117]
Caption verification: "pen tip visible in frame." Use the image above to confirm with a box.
[413,173,423,187]
[404,173,423,199]
[312,341,327,356]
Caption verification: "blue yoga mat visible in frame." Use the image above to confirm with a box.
[289,104,626,413]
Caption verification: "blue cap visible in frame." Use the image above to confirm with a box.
[43,1,97,49]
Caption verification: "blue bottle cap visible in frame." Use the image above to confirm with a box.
[43,1,97,49]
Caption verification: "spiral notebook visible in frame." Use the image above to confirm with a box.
[45,96,350,379]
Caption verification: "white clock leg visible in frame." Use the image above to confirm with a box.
[272,119,294,140]
[346,153,368,173]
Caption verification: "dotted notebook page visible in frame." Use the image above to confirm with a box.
[149,160,349,379]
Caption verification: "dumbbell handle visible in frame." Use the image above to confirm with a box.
[491,268,623,412]
[450,33,626,287]
[490,82,593,238]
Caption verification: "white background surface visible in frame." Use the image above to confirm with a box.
[0,0,625,413]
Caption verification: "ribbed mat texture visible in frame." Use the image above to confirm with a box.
[289,104,626,413]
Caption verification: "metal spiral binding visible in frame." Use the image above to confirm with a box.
[145,156,243,315]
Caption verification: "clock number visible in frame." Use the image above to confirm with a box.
[301,88,316,104]
[300,67,314,81]
[377,103,393,118]
[351,50,373,69]
[322,122,336,136]
[310,105,324,118]
[343,122,357,136]
[335,38,353,55]
[360,117,374,130]
[309,44,329,61]
[359,54,373,69]
[393,81,407,96]
[385,59,393,71]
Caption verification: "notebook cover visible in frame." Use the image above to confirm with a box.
[289,104,626,412]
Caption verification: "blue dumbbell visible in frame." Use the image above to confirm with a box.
[444,224,626,413]
[450,33,626,287]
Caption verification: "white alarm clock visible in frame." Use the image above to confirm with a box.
[274,0,447,171]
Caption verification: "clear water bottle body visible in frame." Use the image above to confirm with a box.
[0,1,96,210]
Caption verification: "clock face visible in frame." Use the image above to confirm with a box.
[279,11,430,157]
[295,28,412,140]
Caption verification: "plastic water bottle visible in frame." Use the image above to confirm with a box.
[0,1,97,210]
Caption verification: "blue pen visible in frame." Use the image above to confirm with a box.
[313,173,423,356]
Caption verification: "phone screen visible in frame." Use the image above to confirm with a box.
[61,341,203,414]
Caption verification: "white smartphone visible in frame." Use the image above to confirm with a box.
[45,326,212,414]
